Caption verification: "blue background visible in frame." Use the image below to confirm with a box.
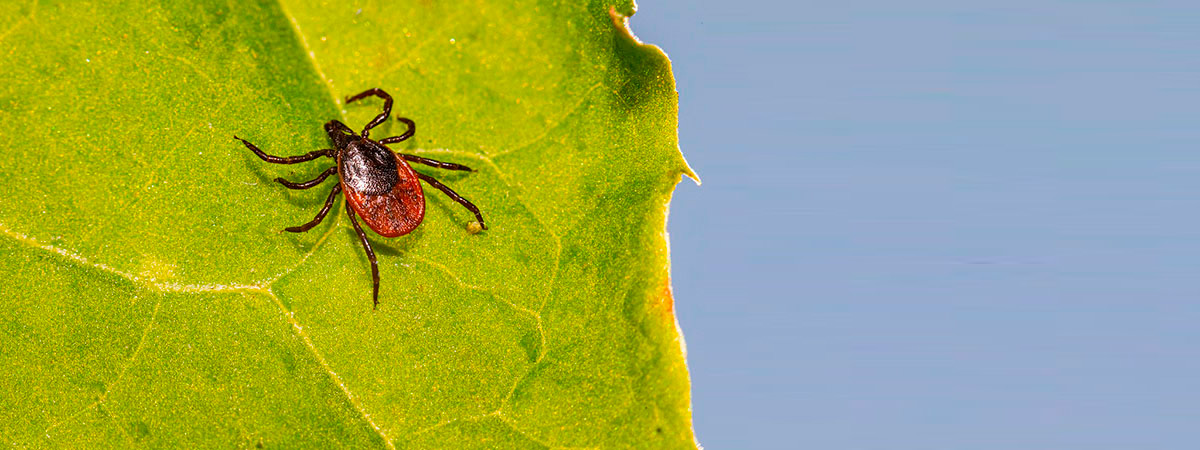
[632,1,1200,448]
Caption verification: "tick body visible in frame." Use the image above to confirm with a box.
[236,88,486,308]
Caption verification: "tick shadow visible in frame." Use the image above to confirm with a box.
[242,158,339,208]
[425,193,471,229]
[412,169,479,230]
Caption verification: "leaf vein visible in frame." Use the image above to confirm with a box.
[42,296,161,439]
[495,411,553,449]
[488,82,603,159]
[263,204,345,285]
[258,288,396,449]
[277,0,343,114]
[0,223,265,293]
[409,411,495,439]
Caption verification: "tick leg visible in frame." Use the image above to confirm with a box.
[347,204,381,309]
[236,136,331,164]
[276,166,339,189]
[378,118,416,145]
[416,172,487,230]
[400,154,474,172]
[285,184,341,233]
[345,88,393,138]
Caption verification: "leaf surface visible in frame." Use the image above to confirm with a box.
[0,0,693,447]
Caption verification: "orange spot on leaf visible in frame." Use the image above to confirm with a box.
[654,277,675,317]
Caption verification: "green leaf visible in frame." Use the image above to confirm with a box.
[0,0,694,448]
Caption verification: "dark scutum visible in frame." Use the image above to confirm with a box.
[340,140,400,196]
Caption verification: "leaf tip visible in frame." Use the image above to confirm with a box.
[679,159,701,186]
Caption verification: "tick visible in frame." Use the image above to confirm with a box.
[235,88,486,308]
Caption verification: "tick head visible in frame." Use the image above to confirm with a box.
[325,120,358,151]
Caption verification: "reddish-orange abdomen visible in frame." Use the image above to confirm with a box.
[340,153,426,237]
